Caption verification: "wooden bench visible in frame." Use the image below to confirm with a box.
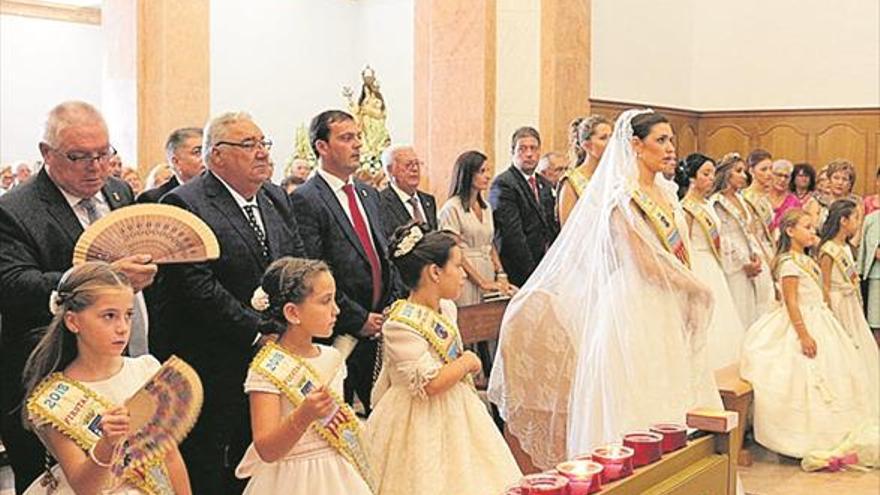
[714,363,754,466]
[457,299,508,346]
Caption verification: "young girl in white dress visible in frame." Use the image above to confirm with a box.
[741,209,869,458]
[22,262,191,495]
[235,257,373,494]
[366,224,521,495]
[676,153,747,370]
[817,199,880,415]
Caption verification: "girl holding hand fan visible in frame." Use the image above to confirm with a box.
[235,257,373,494]
[21,262,191,495]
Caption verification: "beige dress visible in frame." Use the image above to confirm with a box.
[366,300,521,495]
[439,196,495,306]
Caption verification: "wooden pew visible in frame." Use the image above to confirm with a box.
[457,299,508,346]
[601,430,738,495]
[714,364,754,466]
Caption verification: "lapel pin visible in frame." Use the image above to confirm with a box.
[361,189,367,198]
[112,192,121,202]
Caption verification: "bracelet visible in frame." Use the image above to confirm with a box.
[88,443,112,468]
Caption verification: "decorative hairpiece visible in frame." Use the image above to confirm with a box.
[250,286,270,312]
[49,290,64,316]
[393,225,424,258]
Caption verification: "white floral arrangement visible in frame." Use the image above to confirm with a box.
[393,225,423,258]
[250,286,270,311]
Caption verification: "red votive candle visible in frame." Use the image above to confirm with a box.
[590,445,635,482]
[520,473,569,495]
[622,431,664,467]
[556,459,604,495]
[650,423,688,453]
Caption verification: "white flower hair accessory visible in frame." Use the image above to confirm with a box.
[250,286,270,311]
[48,290,63,316]
[393,225,424,258]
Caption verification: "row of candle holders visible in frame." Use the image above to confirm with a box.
[505,423,689,495]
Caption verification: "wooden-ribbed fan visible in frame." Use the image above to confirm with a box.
[72,204,220,265]
[113,356,204,477]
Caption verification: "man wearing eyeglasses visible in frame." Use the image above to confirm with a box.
[378,144,438,239]
[137,127,205,204]
[155,111,306,494]
[0,100,157,492]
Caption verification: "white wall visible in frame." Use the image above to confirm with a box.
[0,15,104,164]
[210,0,414,180]
[495,0,541,171]
[591,0,695,109]
[591,0,880,110]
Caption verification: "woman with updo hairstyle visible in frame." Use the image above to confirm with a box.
[710,152,776,326]
[236,257,373,495]
[675,153,746,370]
[365,222,521,495]
[556,114,613,226]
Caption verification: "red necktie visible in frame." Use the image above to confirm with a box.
[343,184,382,307]
[527,175,539,202]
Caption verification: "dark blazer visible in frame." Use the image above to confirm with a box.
[379,185,438,239]
[488,165,559,287]
[0,168,133,491]
[290,173,401,338]
[154,171,306,373]
[136,175,179,204]
[155,171,306,492]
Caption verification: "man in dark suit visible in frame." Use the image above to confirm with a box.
[489,126,560,287]
[153,111,305,494]
[378,144,438,238]
[137,127,205,203]
[290,110,401,415]
[0,101,156,492]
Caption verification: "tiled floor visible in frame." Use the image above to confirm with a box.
[739,443,880,495]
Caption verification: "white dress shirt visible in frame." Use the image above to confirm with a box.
[212,172,265,234]
[316,167,378,252]
[389,182,427,221]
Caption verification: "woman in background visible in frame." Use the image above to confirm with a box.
[556,115,613,226]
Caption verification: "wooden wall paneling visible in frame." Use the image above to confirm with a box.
[756,124,809,164]
[702,124,752,162]
[816,123,868,191]
[676,123,698,158]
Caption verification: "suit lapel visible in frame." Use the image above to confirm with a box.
[314,175,370,263]
[417,191,436,229]
[510,167,547,220]
[257,189,284,260]
[204,172,266,266]
[101,181,127,211]
[387,189,413,226]
[357,181,389,258]
[35,170,83,245]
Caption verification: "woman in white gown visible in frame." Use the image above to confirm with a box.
[676,153,747,370]
[488,110,723,468]
[710,154,776,326]
[741,210,872,457]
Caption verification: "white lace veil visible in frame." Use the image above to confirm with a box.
[488,109,716,468]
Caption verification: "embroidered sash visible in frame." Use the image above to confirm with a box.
[562,168,590,197]
[682,197,722,263]
[385,300,474,387]
[630,189,690,268]
[26,374,173,495]
[250,343,375,493]
[742,189,774,243]
[820,242,860,289]
[712,192,773,265]
[777,252,822,287]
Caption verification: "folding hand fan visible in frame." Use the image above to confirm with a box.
[72,204,220,265]
[111,356,204,477]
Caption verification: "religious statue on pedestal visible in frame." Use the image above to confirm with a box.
[343,65,391,174]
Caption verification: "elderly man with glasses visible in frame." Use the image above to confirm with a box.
[0,100,157,492]
[378,144,438,238]
[155,111,306,494]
